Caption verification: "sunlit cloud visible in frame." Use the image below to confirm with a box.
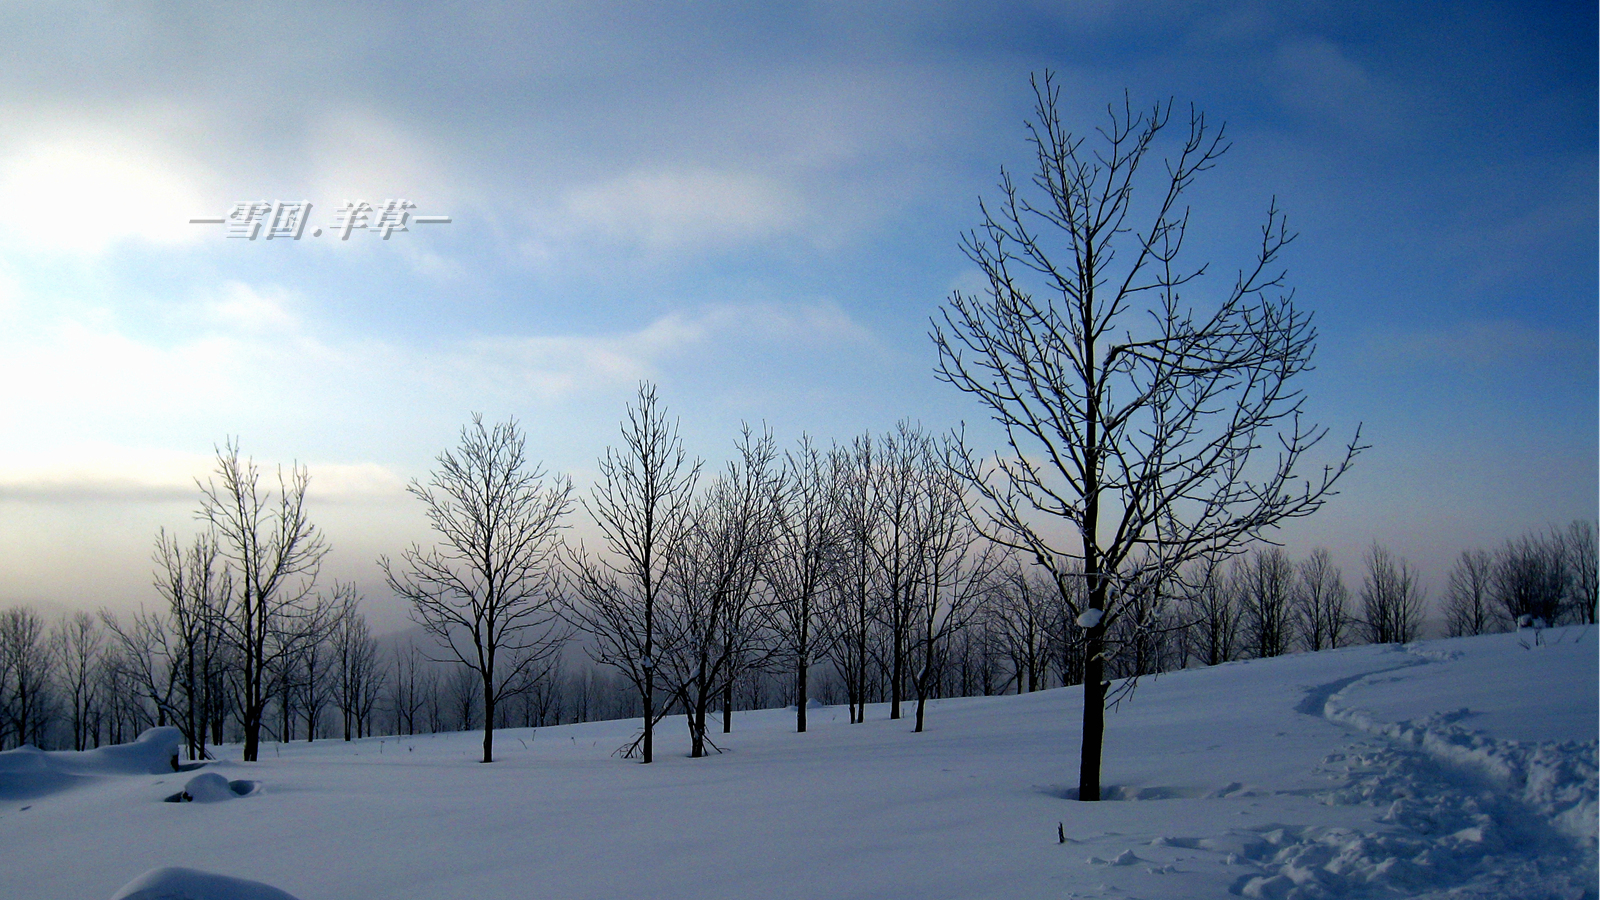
[0,127,213,254]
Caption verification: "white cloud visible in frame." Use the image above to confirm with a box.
[0,127,213,254]
[204,281,302,333]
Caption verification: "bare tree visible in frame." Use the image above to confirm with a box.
[818,435,882,724]
[1241,548,1294,659]
[51,611,105,751]
[1295,547,1349,651]
[910,456,1000,732]
[198,440,331,762]
[384,415,573,764]
[1443,549,1496,637]
[567,383,701,763]
[1181,556,1240,667]
[1359,544,1424,644]
[389,642,426,736]
[990,560,1054,693]
[0,606,51,749]
[656,427,781,757]
[149,530,232,759]
[931,74,1360,799]
[765,436,843,733]
[870,421,932,721]
[1564,519,1598,625]
[331,587,381,741]
[99,606,181,740]
[1492,532,1567,628]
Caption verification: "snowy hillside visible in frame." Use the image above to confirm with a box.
[1,627,1594,900]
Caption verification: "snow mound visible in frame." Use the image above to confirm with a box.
[109,867,300,900]
[165,773,259,803]
[0,727,183,800]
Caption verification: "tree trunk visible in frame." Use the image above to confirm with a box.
[481,674,495,763]
[722,679,734,734]
[1078,622,1106,801]
[796,656,808,733]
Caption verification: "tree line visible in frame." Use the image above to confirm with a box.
[1,399,1591,758]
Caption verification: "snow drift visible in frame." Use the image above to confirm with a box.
[110,867,300,900]
[0,726,182,801]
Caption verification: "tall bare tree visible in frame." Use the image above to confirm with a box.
[871,422,934,721]
[384,415,572,764]
[765,436,843,733]
[819,435,882,725]
[567,383,701,763]
[657,427,781,757]
[198,440,330,762]
[931,74,1361,800]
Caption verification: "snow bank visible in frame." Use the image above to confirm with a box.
[109,867,300,900]
[0,727,183,800]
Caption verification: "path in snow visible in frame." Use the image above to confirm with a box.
[1222,640,1598,899]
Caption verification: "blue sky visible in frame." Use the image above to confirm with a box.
[0,2,1593,631]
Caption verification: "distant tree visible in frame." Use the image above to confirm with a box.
[1294,548,1349,651]
[388,642,427,737]
[1240,548,1294,658]
[1442,549,1496,637]
[198,440,332,762]
[99,606,181,739]
[765,436,843,733]
[990,560,1054,693]
[819,435,881,725]
[931,75,1361,800]
[656,426,781,757]
[330,587,381,741]
[1493,531,1570,628]
[567,383,701,763]
[0,606,51,749]
[1359,544,1424,644]
[1564,519,1598,625]
[1181,557,1240,667]
[384,415,573,763]
[910,454,1000,732]
[50,611,105,751]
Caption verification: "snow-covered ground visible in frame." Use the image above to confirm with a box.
[2,627,1594,899]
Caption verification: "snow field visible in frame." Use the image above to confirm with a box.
[0,627,1592,900]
